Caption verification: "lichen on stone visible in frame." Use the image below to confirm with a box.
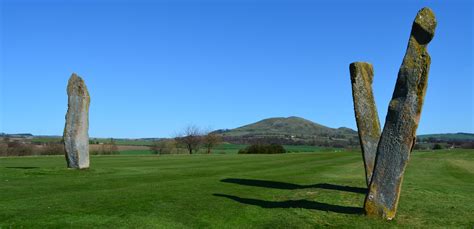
[363,7,436,220]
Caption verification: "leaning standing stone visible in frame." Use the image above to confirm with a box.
[364,7,437,220]
[349,62,381,187]
[63,73,90,169]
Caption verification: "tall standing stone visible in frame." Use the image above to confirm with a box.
[349,62,381,187]
[364,8,436,220]
[63,73,90,169]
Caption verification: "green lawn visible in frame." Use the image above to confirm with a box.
[119,149,154,155]
[0,150,473,228]
[118,144,334,155]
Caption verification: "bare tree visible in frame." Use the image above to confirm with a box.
[175,125,203,154]
[150,140,163,155]
[99,138,119,155]
[202,131,222,154]
[0,137,9,156]
[151,139,176,155]
[7,141,34,156]
[41,142,65,155]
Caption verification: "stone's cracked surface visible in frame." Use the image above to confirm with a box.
[364,7,436,220]
[349,62,381,187]
[63,73,90,169]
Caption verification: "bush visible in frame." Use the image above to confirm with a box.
[92,144,119,155]
[0,143,8,156]
[238,144,286,154]
[413,143,430,150]
[151,140,176,155]
[459,142,474,149]
[41,143,65,155]
[7,141,34,156]
[433,143,443,150]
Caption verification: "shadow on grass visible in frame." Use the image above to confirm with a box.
[213,194,363,215]
[221,178,367,194]
[5,166,39,169]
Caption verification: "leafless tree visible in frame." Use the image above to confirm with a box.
[175,125,203,154]
[41,142,65,155]
[150,140,163,155]
[202,131,222,154]
[98,138,119,155]
[6,141,34,156]
[0,137,8,156]
[151,139,176,155]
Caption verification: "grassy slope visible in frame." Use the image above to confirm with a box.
[417,133,474,141]
[0,150,473,228]
[220,116,356,138]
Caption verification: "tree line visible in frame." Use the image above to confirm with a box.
[0,137,120,156]
[150,125,222,155]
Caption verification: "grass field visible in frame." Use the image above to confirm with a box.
[119,144,332,155]
[31,137,155,146]
[1,150,473,228]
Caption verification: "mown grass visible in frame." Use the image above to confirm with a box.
[119,144,335,155]
[119,150,154,155]
[0,150,472,228]
[212,144,335,154]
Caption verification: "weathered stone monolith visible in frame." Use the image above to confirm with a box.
[364,7,436,220]
[349,62,381,187]
[63,73,90,169]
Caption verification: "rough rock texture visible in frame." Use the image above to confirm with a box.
[349,62,381,187]
[364,7,436,220]
[63,73,90,169]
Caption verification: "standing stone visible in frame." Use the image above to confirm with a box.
[349,62,381,187]
[63,73,90,169]
[364,8,436,220]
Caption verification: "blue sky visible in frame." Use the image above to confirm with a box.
[1,0,472,138]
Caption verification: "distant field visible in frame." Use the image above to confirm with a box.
[119,149,154,155]
[26,140,344,155]
[418,133,474,141]
[119,144,337,155]
[209,143,248,154]
[91,145,150,152]
[32,137,155,146]
[30,138,61,144]
[1,150,472,227]
[209,144,329,154]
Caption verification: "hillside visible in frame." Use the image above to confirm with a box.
[215,116,358,146]
[417,133,474,142]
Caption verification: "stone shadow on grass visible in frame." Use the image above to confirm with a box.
[213,194,363,215]
[221,178,367,194]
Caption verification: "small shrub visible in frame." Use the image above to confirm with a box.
[433,143,443,150]
[151,140,176,155]
[413,143,430,150]
[91,139,119,155]
[0,143,8,156]
[41,143,65,155]
[98,144,119,155]
[7,141,34,156]
[238,144,286,154]
[459,142,474,149]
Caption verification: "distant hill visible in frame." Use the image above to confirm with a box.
[214,116,358,146]
[3,122,472,148]
[216,116,356,137]
[417,133,474,142]
[0,133,34,139]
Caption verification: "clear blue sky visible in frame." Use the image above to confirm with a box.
[1,0,473,138]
